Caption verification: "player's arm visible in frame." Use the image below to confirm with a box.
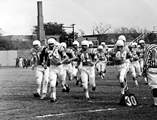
[108,48,116,63]
[30,49,37,70]
[126,49,132,59]
[92,51,98,63]
[75,52,82,68]
[60,50,68,64]
[133,52,139,61]
[69,50,77,62]
[94,53,100,65]
[41,47,48,69]
[104,53,108,62]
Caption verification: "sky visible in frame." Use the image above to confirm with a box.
[0,0,157,35]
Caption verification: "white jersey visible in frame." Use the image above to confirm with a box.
[30,46,44,66]
[46,45,66,65]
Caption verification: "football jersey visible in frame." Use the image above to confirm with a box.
[114,49,128,65]
[144,44,157,68]
[96,52,107,61]
[30,46,44,66]
[130,49,139,62]
[46,45,66,65]
[88,48,97,61]
[124,45,132,59]
[72,47,81,62]
[79,49,94,66]
[137,47,145,59]
[66,48,75,59]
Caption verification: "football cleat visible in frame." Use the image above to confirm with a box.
[76,79,81,86]
[40,93,47,100]
[65,86,70,93]
[151,104,157,107]
[50,98,57,103]
[33,93,40,98]
[76,80,79,86]
[86,97,92,102]
[144,82,148,85]
[62,88,67,92]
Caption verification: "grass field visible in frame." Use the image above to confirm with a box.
[0,66,157,120]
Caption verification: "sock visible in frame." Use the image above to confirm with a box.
[84,89,89,98]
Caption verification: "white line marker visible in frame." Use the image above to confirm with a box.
[36,108,116,118]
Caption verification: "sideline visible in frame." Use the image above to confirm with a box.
[35,108,117,118]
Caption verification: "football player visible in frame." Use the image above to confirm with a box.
[129,42,141,87]
[110,40,131,95]
[46,38,68,102]
[71,40,81,85]
[60,42,77,84]
[95,45,107,79]
[30,40,49,99]
[88,41,97,64]
[101,42,108,53]
[77,40,96,100]
[138,39,147,84]
[143,44,157,106]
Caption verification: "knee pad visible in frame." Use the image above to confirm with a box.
[82,81,88,89]
[36,77,42,85]
[119,76,124,83]
[152,89,157,97]
[132,72,136,78]
[50,81,57,88]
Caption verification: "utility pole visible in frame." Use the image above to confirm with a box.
[37,0,45,44]
[72,24,75,41]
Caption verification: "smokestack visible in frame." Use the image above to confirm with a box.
[37,1,45,44]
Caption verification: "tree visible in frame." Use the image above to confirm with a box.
[33,22,78,44]
[93,23,111,34]
[78,29,85,36]
[33,22,67,37]
[146,33,157,43]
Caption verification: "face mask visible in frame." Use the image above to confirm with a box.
[33,45,40,50]
[48,44,54,50]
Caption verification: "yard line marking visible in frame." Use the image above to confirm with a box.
[35,108,116,118]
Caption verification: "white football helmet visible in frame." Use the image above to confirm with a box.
[47,38,56,45]
[116,40,124,47]
[88,41,93,45]
[97,45,103,50]
[60,42,67,49]
[73,40,79,47]
[118,35,126,42]
[32,40,41,46]
[81,40,89,47]
[101,42,106,46]
[139,40,145,44]
[131,42,137,47]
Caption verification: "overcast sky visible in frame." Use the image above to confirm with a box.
[0,0,157,35]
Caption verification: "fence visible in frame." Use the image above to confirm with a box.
[0,50,31,67]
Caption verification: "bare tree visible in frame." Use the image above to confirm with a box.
[93,23,111,34]
[78,29,85,36]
